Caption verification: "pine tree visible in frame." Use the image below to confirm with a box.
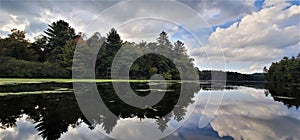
[44,20,76,62]
[157,31,172,47]
[157,31,173,57]
[96,28,122,78]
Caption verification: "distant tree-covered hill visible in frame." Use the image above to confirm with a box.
[198,70,264,81]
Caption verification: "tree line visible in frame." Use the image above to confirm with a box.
[198,70,264,81]
[264,54,300,83]
[0,20,197,79]
[0,19,269,81]
[0,20,79,77]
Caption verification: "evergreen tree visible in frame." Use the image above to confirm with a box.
[96,28,122,78]
[106,28,122,46]
[157,31,172,48]
[44,20,76,62]
[174,40,186,55]
[157,31,172,55]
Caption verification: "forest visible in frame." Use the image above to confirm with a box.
[0,20,197,80]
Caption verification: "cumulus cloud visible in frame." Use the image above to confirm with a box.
[0,1,256,41]
[0,14,30,34]
[192,1,300,73]
[0,1,116,40]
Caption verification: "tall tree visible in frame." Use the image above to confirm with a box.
[96,28,122,78]
[157,31,172,48]
[105,28,122,56]
[156,31,173,57]
[44,20,76,62]
[173,40,187,56]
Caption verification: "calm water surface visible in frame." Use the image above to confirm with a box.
[0,82,299,140]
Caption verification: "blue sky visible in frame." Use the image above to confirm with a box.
[254,0,265,10]
[0,0,299,73]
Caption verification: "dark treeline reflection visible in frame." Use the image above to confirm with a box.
[0,93,84,140]
[0,82,72,93]
[201,82,300,109]
[200,81,265,91]
[0,82,200,139]
[265,82,300,109]
[0,82,299,139]
[86,82,200,133]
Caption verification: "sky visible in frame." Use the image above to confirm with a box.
[0,0,299,74]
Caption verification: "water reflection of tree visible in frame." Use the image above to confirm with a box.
[0,82,200,139]
[33,95,83,140]
[0,93,85,140]
[265,82,300,109]
[4,82,296,139]
[96,82,200,133]
[0,82,71,93]
[200,81,266,91]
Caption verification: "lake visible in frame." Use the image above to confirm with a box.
[0,81,299,140]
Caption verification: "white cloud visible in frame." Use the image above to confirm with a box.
[191,1,300,73]
[0,14,30,33]
[0,0,257,42]
[0,1,114,41]
[240,63,266,74]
